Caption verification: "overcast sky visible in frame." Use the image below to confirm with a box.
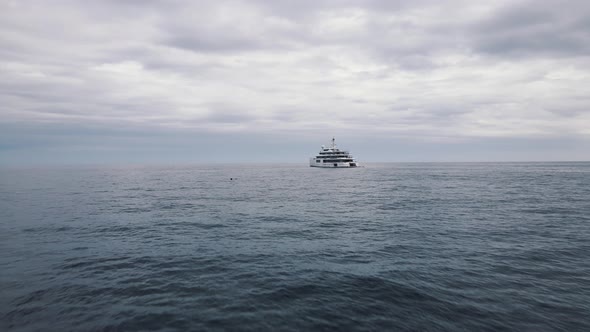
[1,0,589,165]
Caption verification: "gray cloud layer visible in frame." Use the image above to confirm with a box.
[1,0,589,163]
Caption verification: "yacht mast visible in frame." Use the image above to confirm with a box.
[331,137,336,149]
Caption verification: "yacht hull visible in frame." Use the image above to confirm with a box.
[310,159,358,168]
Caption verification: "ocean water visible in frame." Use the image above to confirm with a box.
[1,162,589,331]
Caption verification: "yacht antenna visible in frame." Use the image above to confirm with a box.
[331,137,335,149]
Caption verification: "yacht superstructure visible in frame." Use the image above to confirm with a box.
[310,138,359,168]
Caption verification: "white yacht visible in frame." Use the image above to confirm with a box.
[310,137,359,168]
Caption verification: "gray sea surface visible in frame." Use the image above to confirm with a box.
[1,162,589,331]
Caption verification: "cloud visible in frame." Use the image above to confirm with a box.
[473,1,590,57]
[0,0,589,163]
